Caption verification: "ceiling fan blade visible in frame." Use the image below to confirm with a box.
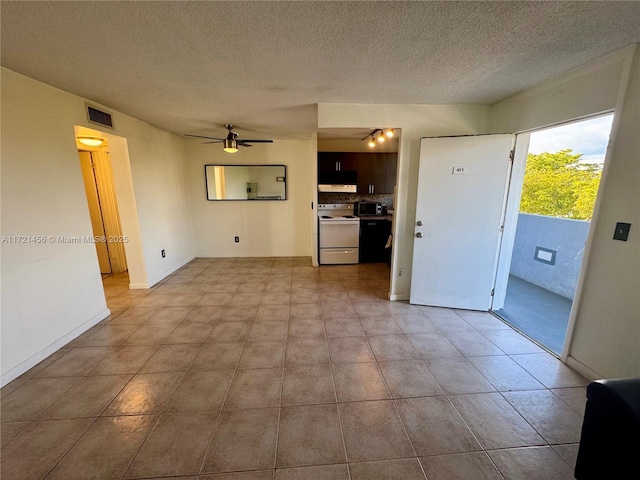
[202,140,224,144]
[240,139,274,143]
[237,142,253,147]
[185,134,225,141]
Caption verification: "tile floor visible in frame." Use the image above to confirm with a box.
[0,257,589,480]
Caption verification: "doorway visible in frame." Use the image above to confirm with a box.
[77,138,128,277]
[316,128,401,297]
[492,114,614,355]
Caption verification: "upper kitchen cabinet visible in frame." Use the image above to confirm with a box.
[318,152,357,172]
[357,153,397,194]
[317,151,397,194]
[357,153,383,194]
[385,153,397,194]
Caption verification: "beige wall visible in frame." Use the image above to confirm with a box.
[1,68,195,385]
[490,46,639,378]
[186,138,315,258]
[568,48,640,378]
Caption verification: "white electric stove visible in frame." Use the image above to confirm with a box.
[318,203,360,264]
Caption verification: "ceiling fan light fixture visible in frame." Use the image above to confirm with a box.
[77,137,104,147]
[223,138,238,153]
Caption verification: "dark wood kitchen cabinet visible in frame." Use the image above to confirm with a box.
[385,153,397,193]
[317,152,397,194]
[357,153,384,194]
[357,153,397,194]
[318,152,357,172]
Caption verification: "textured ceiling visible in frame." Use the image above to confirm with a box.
[2,1,639,139]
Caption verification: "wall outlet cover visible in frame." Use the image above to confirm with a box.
[613,222,631,241]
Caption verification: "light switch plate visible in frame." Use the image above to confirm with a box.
[613,222,631,241]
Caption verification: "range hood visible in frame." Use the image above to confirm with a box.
[318,170,357,193]
[318,184,357,193]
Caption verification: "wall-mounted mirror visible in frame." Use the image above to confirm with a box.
[205,165,287,201]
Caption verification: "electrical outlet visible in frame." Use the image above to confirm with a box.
[234,236,240,243]
[398,268,403,277]
[161,249,166,258]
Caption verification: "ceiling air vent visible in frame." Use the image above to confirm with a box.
[85,104,113,128]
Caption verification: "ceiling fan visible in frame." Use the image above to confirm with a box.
[185,124,273,153]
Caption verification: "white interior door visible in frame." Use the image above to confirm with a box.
[410,135,513,310]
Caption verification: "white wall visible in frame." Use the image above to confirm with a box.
[568,47,639,379]
[186,139,315,257]
[490,46,639,378]
[1,68,195,385]
[318,104,490,299]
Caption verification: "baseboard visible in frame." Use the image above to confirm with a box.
[566,355,603,381]
[389,293,410,301]
[142,255,196,289]
[0,308,111,388]
[195,254,314,259]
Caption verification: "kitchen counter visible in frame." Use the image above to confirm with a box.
[357,215,393,221]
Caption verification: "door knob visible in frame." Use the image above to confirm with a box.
[416,221,423,226]
[416,232,423,238]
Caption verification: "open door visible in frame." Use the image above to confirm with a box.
[410,135,513,310]
[79,150,112,274]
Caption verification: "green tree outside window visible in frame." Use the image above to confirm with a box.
[519,149,602,221]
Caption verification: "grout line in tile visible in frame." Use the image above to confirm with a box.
[38,413,101,480]
[6,260,589,479]
[198,303,259,475]
[358,328,421,464]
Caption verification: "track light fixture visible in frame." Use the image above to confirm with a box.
[362,128,396,148]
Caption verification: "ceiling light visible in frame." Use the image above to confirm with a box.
[377,131,385,143]
[368,136,376,148]
[77,137,104,147]
[223,138,238,153]
[386,129,395,138]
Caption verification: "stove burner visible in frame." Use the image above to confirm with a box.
[320,215,332,219]
[343,215,356,218]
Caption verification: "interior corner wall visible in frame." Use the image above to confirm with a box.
[186,138,315,258]
[318,104,491,299]
[567,47,640,378]
[0,68,195,386]
[488,45,639,378]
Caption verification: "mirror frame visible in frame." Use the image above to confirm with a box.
[204,164,288,201]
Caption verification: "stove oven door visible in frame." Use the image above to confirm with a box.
[319,220,359,248]
[319,219,360,264]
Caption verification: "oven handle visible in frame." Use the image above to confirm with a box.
[319,220,360,226]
